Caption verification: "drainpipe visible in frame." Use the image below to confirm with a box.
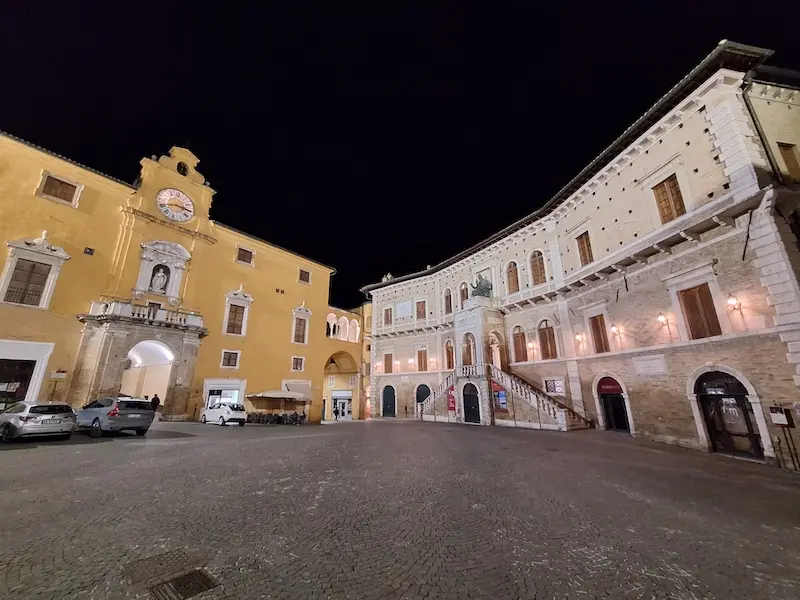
[741,72,785,186]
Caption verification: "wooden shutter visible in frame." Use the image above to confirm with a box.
[227,304,245,334]
[576,232,593,266]
[445,343,454,369]
[507,263,520,293]
[697,283,721,336]
[417,349,428,371]
[384,354,393,373]
[293,317,306,343]
[680,284,721,339]
[444,292,452,314]
[384,308,392,325]
[654,174,686,224]
[589,314,610,353]
[531,252,546,285]
[42,176,77,203]
[779,143,800,180]
[539,326,557,360]
[513,329,527,362]
[460,284,469,305]
[416,300,426,320]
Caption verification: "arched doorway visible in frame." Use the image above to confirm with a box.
[120,340,173,407]
[416,384,430,404]
[695,371,763,459]
[324,351,360,420]
[382,386,396,417]
[597,376,630,433]
[463,383,480,424]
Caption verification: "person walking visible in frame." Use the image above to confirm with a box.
[333,406,339,421]
[151,394,160,421]
[404,404,408,418]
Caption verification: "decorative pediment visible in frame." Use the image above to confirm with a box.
[293,301,312,317]
[8,231,71,261]
[227,284,255,305]
[141,241,191,266]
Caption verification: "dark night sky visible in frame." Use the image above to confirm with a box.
[2,2,798,308]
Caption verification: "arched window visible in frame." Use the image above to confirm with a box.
[530,251,546,286]
[538,320,557,360]
[506,262,520,294]
[444,340,455,370]
[512,326,527,362]
[326,313,337,338]
[337,316,349,340]
[459,282,469,308]
[462,333,476,366]
[443,289,453,314]
[348,319,359,342]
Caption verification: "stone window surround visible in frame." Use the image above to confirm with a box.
[0,339,54,404]
[298,268,312,285]
[291,303,312,345]
[662,259,733,342]
[413,343,429,371]
[503,260,521,297]
[579,300,615,355]
[35,170,85,208]
[0,232,71,310]
[414,298,428,321]
[534,316,563,361]
[590,371,636,435]
[640,154,694,227]
[291,355,305,372]
[508,324,530,363]
[542,377,567,398]
[235,245,255,267]
[222,285,255,337]
[527,248,548,289]
[220,349,241,370]
[442,288,453,314]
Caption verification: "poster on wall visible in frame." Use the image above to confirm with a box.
[447,386,456,411]
[492,381,508,411]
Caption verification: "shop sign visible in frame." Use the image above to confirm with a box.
[491,380,508,411]
[447,386,456,411]
[769,406,795,428]
[597,377,623,395]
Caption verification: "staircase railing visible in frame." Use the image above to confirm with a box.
[418,371,456,418]
[486,364,592,427]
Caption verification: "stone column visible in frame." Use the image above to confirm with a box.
[164,332,200,421]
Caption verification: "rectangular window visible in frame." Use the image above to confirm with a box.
[679,283,722,340]
[221,351,239,368]
[417,348,428,371]
[40,174,78,204]
[778,142,800,181]
[544,378,565,395]
[328,375,335,387]
[293,317,307,343]
[383,307,393,325]
[588,314,610,354]
[653,174,686,224]
[415,300,426,320]
[299,269,311,283]
[291,357,304,371]
[236,248,253,264]
[4,259,51,306]
[349,375,358,387]
[444,293,453,314]
[384,353,393,374]
[226,304,245,334]
[576,232,593,266]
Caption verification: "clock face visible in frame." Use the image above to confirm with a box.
[155,188,195,222]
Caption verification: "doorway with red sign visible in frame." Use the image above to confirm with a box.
[597,376,630,433]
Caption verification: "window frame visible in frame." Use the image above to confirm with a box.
[575,231,594,267]
[383,353,393,374]
[778,142,800,181]
[291,356,305,372]
[458,282,469,308]
[290,304,313,345]
[443,340,455,370]
[512,325,528,363]
[662,261,731,342]
[537,319,558,360]
[35,171,84,208]
[383,306,393,326]
[298,268,312,284]
[642,157,694,227]
[542,377,566,397]
[505,261,520,295]
[415,345,429,372]
[235,246,255,266]
[415,299,427,321]
[582,301,613,354]
[0,233,71,310]
[443,289,453,315]
[652,173,687,225]
[220,349,241,369]
[529,250,547,287]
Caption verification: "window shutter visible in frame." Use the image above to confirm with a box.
[577,233,593,266]
[665,175,685,217]
[697,283,721,336]
[384,308,392,325]
[589,315,609,353]
[513,330,527,362]
[416,301,426,320]
[417,349,428,371]
[384,354,393,373]
[446,343,454,369]
[654,181,674,224]
[680,286,709,339]
[540,326,557,359]
[42,176,77,203]
[460,284,469,304]
[294,317,306,343]
[531,252,546,285]
[444,293,452,314]
[507,263,520,293]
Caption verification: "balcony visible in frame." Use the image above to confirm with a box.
[80,300,206,332]
[374,313,454,339]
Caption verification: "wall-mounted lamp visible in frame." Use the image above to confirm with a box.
[527,342,534,349]
[657,312,667,324]
[727,293,741,310]
[408,358,415,366]
[610,324,619,334]
[575,333,584,342]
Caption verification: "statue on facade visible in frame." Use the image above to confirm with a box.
[150,266,169,293]
[470,273,492,298]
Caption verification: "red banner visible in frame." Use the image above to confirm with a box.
[447,386,456,411]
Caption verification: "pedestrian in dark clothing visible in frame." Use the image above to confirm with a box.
[151,394,160,412]
[333,406,339,421]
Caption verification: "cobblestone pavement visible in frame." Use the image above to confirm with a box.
[2,420,800,600]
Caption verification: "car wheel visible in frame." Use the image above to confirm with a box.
[90,418,103,438]
[200,414,207,423]
[218,417,225,426]
[136,429,148,437]
[61,433,72,441]
[238,422,245,427]
[0,424,13,443]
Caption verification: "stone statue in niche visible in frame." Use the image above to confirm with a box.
[150,265,170,293]
[470,272,493,298]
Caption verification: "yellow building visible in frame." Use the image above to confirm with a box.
[0,132,361,422]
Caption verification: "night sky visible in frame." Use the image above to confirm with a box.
[2,2,798,308]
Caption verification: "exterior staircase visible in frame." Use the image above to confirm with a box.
[419,364,592,431]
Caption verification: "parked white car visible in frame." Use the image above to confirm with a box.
[200,403,246,426]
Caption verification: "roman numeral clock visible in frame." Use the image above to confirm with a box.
[155,188,195,222]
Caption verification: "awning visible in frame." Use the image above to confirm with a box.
[284,380,312,399]
[247,390,306,400]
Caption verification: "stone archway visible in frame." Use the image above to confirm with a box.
[382,385,396,418]
[463,382,480,424]
[120,340,174,409]
[591,371,634,435]
[323,350,361,421]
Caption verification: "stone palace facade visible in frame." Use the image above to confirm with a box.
[361,41,800,466]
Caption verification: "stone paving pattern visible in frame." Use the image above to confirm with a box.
[1,421,800,599]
